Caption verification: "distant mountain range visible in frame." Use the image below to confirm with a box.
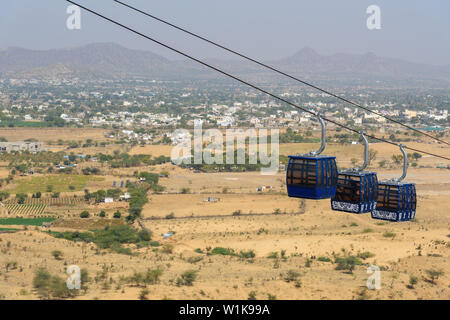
[1,43,449,85]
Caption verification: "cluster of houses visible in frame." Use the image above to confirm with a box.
[0,141,45,153]
[86,111,180,127]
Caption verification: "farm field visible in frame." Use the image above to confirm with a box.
[0,217,56,226]
[3,204,47,216]
[5,175,105,194]
[0,128,109,143]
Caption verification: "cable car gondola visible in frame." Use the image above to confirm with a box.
[286,115,338,199]
[371,144,417,222]
[331,132,378,213]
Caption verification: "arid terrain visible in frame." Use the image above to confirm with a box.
[0,128,448,300]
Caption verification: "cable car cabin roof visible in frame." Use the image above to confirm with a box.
[371,181,416,222]
[376,180,415,187]
[288,155,336,160]
[337,170,377,176]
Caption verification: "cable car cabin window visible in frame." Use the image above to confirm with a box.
[287,158,317,187]
[377,184,400,211]
[334,174,361,203]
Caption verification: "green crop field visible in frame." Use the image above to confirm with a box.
[0,227,19,232]
[9,175,104,194]
[0,217,56,226]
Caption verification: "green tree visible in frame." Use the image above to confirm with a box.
[16,193,27,204]
[80,211,90,219]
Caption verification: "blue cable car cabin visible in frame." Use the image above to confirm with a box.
[286,155,338,199]
[330,132,378,214]
[371,182,416,222]
[331,171,378,213]
[371,144,417,222]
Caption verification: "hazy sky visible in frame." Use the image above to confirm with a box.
[1,0,449,65]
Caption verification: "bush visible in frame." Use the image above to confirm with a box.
[49,226,153,256]
[335,256,362,273]
[248,291,257,300]
[51,250,63,260]
[317,256,331,262]
[383,231,396,238]
[150,241,160,247]
[425,269,444,284]
[80,211,90,219]
[138,229,152,242]
[165,212,175,219]
[99,211,106,218]
[180,188,190,194]
[33,268,75,299]
[145,268,163,285]
[94,225,141,249]
[176,270,197,286]
[284,270,300,282]
[33,268,52,298]
[408,275,419,288]
[16,193,27,204]
[32,192,42,199]
[357,251,375,260]
[113,211,121,219]
[161,243,174,254]
[139,288,149,300]
[239,250,255,259]
[211,247,235,256]
[0,191,10,201]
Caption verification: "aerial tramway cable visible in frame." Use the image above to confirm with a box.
[64,0,450,161]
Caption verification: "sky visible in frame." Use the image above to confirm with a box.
[1,0,449,65]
